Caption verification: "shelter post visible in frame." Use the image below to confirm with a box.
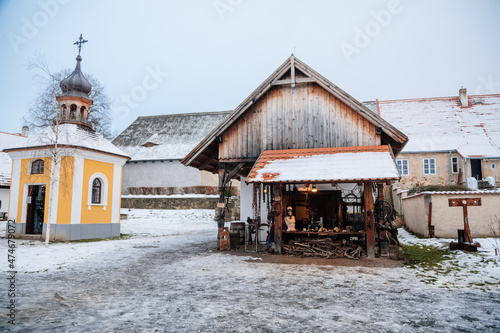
[274,183,284,254]
[217,163,227,250]
[377,183,384,202]
[364,181,375,257]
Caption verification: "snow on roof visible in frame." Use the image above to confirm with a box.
[404,189,500,199]
[113,111,231,161]
[0,132,28,186]
[247,145,399,183]
[376,94,500,158]
[5,124,129,158]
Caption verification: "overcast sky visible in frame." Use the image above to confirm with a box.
[1,0,499,137]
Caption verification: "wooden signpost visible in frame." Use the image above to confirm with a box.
[448,198,481,251]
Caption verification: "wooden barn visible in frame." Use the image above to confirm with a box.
[182,55,408,257]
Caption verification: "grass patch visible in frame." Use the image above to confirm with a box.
[402,243,452,268]
[68,233,132,243]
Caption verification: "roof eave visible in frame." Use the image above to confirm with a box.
[4,144,131,160]
[247,177,399,184]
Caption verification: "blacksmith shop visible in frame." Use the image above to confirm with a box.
[182,55,408,257]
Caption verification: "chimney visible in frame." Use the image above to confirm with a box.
[459,87,468,107]
[22,126,29,137]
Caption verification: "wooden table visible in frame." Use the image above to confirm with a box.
[284,231,365,236]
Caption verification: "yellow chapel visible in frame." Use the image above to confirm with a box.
[5,46,129,241]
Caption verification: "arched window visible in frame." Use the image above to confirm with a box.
[92,178,102,204]
[31,159,44,174]
[80,106,87,122]
[87,173,108,210]
[61,105,67,120]
[70,104,77,119]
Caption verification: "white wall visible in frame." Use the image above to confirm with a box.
[240,179,269,220]
[240,177,253,222]
[402,192,500,237]
[122,160,202,191]
[0,188,9,214]
[239,178,270,243]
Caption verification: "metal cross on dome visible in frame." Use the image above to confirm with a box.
[73,34,88,55]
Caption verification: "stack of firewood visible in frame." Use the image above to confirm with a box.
[283,238,364,259]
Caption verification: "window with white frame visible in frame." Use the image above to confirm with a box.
[451,157,459,174]
[88,173,108,210]
[423,158,436,175]
[30,159,44,174]
[397,159,409,176]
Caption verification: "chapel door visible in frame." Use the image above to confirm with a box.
[26,185,45,234]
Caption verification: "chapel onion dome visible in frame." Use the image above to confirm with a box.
[59,55,92,98]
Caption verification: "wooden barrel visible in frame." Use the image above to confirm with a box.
[230,222,245,245]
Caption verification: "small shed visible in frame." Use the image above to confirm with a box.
[183,55,408,256]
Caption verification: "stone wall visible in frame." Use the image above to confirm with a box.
[126,186,240,196]
[121,197,219,210]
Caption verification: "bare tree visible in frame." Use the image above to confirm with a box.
[24,56,113,139]
[23,56,80,246]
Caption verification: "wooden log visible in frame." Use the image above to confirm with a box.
[274,183,284,254]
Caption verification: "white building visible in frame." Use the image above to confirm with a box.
[113,111,234,194]
[0,130,28,218]
[374,89,500,190]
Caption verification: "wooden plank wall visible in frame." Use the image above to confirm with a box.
[220,83,380,160]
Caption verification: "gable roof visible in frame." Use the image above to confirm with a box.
[182,55,408,171]
[113,111,231,161]
[4,124,129,159]
[0,132,28,187]
[377,94,500,158]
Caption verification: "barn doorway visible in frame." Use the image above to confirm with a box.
[26,185,45,234]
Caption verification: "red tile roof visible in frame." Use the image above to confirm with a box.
[247,145,399,183]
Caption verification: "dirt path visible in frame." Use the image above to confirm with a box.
[2,237,499,332]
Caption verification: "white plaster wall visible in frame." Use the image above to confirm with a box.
[122,160,202,191]
[403,193,500,238]
[239,179,270,243]
[431,194,500,238]
[240,177,253,222]
[0,188,10,214]
[200,171,218,186]
[401,194,428,236]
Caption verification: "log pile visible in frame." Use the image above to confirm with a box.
[283,238,364,259]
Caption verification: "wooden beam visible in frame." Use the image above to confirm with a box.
[377,183,384,202]
[219,158,257,163]
[274,183,284,254]
[271,77,315,86]
[216,164,227,250]
[198,150,219,170]
[225,162,245,183]
[364,181,375,258]
[291,56,296,88]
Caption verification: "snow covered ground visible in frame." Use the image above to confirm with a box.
[399,228,500,290]
[0,210,499,332]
